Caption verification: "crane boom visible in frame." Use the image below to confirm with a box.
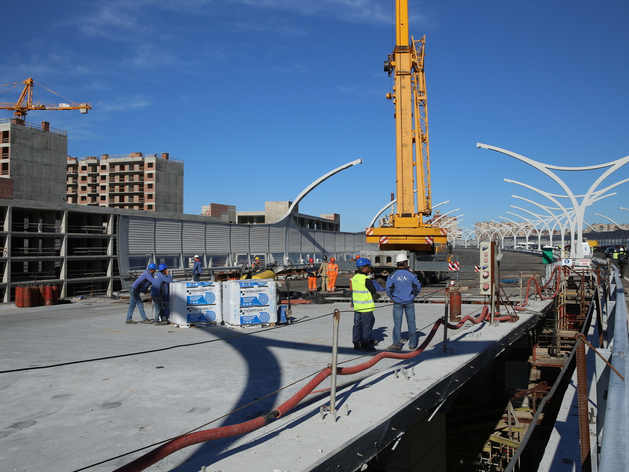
[366,0,446,252]
[0,78,91,120]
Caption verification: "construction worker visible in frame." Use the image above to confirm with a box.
[126,263,156,324]
[385,253,421,351]
[351,258,377,352]
[616,247,627,277]
[151,263,172,325]
[327,257,339,292]
[192,255,202,282]
[318,255,329,291]
[252,256,263,271]
[306,258,318,292]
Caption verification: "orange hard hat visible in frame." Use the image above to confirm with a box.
[356,254,360,258]
[330,257,335,262]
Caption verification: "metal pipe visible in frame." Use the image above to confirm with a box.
[575,336,591,470]
[330,309,341,415]
[286,277,292,322]
[442,287,449,352]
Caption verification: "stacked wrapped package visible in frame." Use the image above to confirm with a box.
[170,281,222,326]
[222,280,277,326]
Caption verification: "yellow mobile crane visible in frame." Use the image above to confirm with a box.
[365,0,447,253]
[0,78,91,120]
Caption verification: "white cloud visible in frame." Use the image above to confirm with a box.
[96,96,152,112]
[236,0,394,23]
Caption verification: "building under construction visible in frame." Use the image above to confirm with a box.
[0,119,372,302]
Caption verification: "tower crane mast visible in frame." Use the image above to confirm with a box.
[0,78,91,120]
[366,0,447,252]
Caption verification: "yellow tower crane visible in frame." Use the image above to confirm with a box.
[0,77,91,120]
[365,0,447,252]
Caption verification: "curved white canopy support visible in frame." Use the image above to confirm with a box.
[594,213,625,230]
[478,142,629,258]
[278,159,362,222]
[368,199,449,229]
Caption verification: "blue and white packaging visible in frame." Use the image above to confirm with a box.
[185,306,219,323]
[222,280,277,325]
[170,281,222,326]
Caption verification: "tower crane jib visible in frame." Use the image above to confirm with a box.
[0,77,92,120]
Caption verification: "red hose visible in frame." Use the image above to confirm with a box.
[514,265,561,311]
[113,318,446,472]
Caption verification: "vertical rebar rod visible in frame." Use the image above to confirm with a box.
[443,287,449,352]
[330,309,340,415]
[286,278,292,322]
[519,272,523,306]
[490,285,495,325]
[576,337,591,470]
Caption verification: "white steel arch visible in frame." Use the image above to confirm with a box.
[279,159,363,222]
[499,216,535,248]
[477,143,629,258]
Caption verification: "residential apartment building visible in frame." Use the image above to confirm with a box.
[67,152,184,213]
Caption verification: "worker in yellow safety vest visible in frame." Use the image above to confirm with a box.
[350,258,377,352]
[327,257,339,292]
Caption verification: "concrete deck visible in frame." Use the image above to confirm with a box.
[1,296,552,472]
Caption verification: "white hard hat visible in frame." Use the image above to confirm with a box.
[395,253,408,263]
[194,254,200,258]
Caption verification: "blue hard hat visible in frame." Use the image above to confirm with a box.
[355,257,372,267]
[158,263,168,271]
[148,263,157,270]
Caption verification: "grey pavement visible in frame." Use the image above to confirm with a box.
[0,293,551,472]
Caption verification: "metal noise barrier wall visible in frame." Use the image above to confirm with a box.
[597,274,628,472]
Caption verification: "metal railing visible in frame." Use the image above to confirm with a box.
[0,118,67,136]
[67,225,108,234]
[68,153,183,164]
[72,247,108,255]
[11,222,62,233]
[11,248,60,256]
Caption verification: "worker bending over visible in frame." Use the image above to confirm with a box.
[151,263,172,325]
[126,263,156,324]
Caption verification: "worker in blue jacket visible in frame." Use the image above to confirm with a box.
[385,253,421,350]
[192,255,202,282]
[126,263,156,324]
[151,263,173,325]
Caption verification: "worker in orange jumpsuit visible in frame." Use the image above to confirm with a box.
[327,257,339,292]
[306,258,318,292]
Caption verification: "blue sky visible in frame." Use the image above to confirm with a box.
[1,0,629,233]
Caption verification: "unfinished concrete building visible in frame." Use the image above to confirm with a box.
[201,203,237,222]
[66,152,184,213]
[0,119,68,203]
[236,201,341,231]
